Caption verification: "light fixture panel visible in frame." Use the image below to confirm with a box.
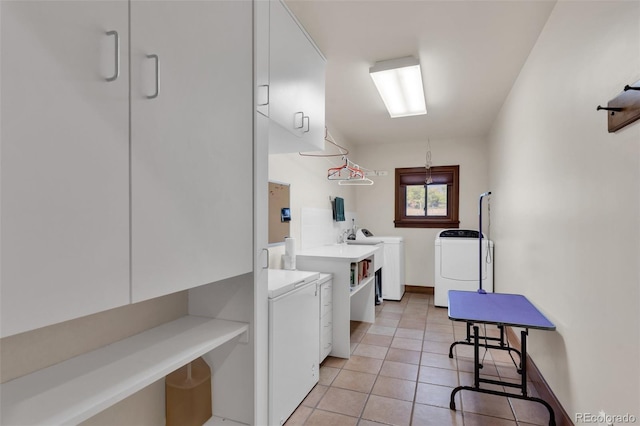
[370,57,427,118]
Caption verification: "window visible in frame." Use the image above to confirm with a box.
[394,165,459,228]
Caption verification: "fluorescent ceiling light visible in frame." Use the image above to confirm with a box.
[369,57,427,118]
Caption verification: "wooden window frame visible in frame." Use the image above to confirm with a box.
[394,165,460,228]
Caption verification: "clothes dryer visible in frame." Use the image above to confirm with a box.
[434,229,493,307]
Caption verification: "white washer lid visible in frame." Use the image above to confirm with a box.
[268,269,320,298]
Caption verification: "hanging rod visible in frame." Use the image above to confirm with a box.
[299,128,349,157]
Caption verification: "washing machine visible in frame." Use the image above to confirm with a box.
[434,229,493,307]
[354,229,405,301]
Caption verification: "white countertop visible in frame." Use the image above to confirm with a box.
[296,244,380,262]
[267,269,320,298]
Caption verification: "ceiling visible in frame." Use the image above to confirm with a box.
[285,0,557,146]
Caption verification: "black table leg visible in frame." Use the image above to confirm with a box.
[449,326,556,426]
[448,323,522,363]
[521,329,528,396]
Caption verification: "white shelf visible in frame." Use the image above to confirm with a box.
[204,416,249,426]
[0,316,249,426]
[350,275,375,298]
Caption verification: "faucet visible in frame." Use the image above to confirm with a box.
[347,218,357,240]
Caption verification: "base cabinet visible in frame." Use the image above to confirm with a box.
[269,280,319,426]
[319,274,333,363]
[297,246,381,359]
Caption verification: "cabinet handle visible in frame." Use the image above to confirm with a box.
[294,112,304,129]
[303,115,310,133]
[146,54,159,99]
[105,31,119,82]
[258,85,269,106]
[262,248,269,269]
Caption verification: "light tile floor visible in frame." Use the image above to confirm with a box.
[285,292,552,426]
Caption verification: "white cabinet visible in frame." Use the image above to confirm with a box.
[2,1,264,423]
[267,0,326,154]
[319,273,333,363]
[297,245,381,359]
[381,239,405,301]
[268,270,319,426]
[130,0,253,302]
[0,0,254,334]
[0,0,130,337]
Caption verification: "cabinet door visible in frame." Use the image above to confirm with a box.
[320,313,333,362]
[268,0,325,154]
[255,0,270,118]
[254,1,270,422]
[319,280,332,362]
[269,283,319,426]
[0,0,130,337]
[130,0,253,302]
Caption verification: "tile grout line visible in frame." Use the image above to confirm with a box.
[310,294,530,426]
[357,303,395,426]
[332,299,532,425]
[354,314,377,425]
[408,298,428,426]
[448,302,467,426]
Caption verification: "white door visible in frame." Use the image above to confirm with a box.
[0,0,130,337]
[269,282,319,426]
[130,0,253,302]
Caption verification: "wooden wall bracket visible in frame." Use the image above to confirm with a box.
[597,78,640,133]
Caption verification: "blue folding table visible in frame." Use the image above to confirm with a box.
[447,290,556,426]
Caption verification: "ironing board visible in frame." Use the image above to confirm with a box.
[447,290,556,426]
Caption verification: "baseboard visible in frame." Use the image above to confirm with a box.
[405,285,434,295]
[505,327,574,426]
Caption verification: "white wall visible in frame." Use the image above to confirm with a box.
[488,0,640,418]
[354,138,490,286]
[268,127,358,266]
